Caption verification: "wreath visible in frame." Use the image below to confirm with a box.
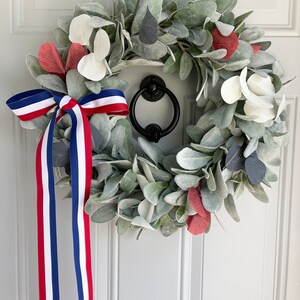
[10,0,288,238]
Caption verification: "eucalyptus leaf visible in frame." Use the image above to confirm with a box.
[176,148,212,170]
[92,204,117,223]
[57,15,73,33]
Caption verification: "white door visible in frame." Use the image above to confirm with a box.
[1,0,299,299]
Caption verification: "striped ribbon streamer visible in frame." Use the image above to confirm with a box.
[6,89,129,300]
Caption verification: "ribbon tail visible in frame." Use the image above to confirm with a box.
[36,111,60,300]
[68,105,93,300]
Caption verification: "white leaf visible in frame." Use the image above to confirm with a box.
[69,14,93,45]
[215,21,234,36]
[247,73,275,97]
[276,94,286,119]
[240,67,274,108]
[221,76,242,104]
[78,53,107,81]
[94,29,111,60]
[244,101,276,123]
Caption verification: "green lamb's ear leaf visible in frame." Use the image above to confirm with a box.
[212,102,237,129]
[116,217,131,235]
[100,76,129,92]
[243,138,258,158]
[176,148,212,170]
[99,175,123,201]
[174,0,217,28]
[163,51,182,75]
[240,27,265,42]
[256,142,281,166]
[234,10,253,27]
[201,187,222,213]
[53,28,70,47]
[57,15,73,33]
[200,127,231,148]
[75,2,111,19]
[26,55,47,79]
[66,70,89,100]
[244,179,269,203]
[224,194,240,222]
[89,16,115,28]
[164,20,189,38]
[215,161,228,199]
[138,137,165,165]
[90,114,111,153]
[85,81,102,94]
[131,36,168,59]
[143,182,168,205]
[139,8,159,44]
[92,204,117,223]
[248,51,276,68]
[216,0,237,14]
[174,174,200,191]
[120,170,137,192]
[179,52,193,80]
[131,0,163,35]
[164,190,186,206]
[36,74,68,94]
[188,28,208,47]
[236,119,265,139]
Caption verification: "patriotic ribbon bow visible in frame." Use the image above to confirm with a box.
[6,89,129,300]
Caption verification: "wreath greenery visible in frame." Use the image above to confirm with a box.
[23,0,288,237]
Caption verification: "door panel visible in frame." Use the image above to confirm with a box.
[1,0,299,299]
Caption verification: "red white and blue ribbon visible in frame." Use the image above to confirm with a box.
[6,89,129,300]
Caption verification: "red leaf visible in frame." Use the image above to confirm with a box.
[188,187,208,219]
[38,42,65,75]
[212,29,239,60]
[65,43,87,72]
[251,44,262,55]
[187,213,211,235]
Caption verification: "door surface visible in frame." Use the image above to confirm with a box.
[1,0,299,299]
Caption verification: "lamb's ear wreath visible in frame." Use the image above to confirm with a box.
[14,0,289,237]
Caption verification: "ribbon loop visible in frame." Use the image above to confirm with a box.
[6,89,129,300]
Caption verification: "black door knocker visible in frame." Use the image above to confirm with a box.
[129,75,180,143]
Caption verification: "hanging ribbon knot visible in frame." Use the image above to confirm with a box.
[6,89,129,300]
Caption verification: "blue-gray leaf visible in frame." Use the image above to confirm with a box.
[225,144,245,171]
[139,8,158,44]
[53,142,69,167]
[245,156,266,185]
